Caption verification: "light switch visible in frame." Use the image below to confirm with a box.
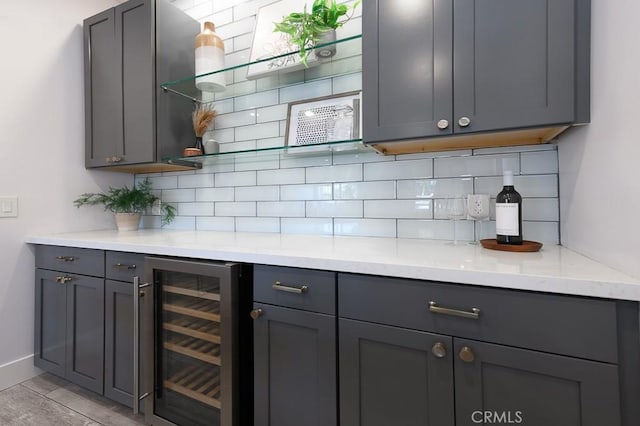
[0,197,18,218]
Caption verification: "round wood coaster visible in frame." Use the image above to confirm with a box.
[480,239,543,252]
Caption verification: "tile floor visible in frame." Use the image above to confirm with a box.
[0,373,144,426]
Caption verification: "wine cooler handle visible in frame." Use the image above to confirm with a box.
[133,277,151,415]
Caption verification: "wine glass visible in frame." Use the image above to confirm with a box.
[446,196,467,245]
[467,194,491,244]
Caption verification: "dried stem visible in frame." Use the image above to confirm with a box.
[192,104,217,137]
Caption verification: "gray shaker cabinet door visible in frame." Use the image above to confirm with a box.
[253,303,337,426]
[453,0,576,134]
[362,0,453,143]
[34,269,67,377]
[115,0,154,164]
[65,275,105,394]
[454,338,621,426]
[104,279,135,408]
[339,318,455,426]
[84,9,118,168]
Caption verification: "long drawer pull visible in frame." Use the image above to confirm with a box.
[113,263,137,270]
[428,301,480,320]
[272,282,309,294]
[55,256,75,262]
[55,276,73,284]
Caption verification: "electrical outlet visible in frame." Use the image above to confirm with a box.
[152,199,162,216]
[0,196,18,218]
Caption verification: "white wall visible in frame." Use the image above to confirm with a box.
[0,0,131,388]
[559,0,640,279]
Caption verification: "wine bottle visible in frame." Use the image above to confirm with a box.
[495,170,523,244]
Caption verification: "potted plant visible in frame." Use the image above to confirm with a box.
[73,178,176,231]
[274,0,361,66]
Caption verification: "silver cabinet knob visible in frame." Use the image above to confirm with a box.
[458,116,471,127]
[437,119,449,130]
[106,156,123,163]
[432,342,447,358]
[459,346,475,363]
[250,308,263,320]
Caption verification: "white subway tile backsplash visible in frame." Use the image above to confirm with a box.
[397,178,473,199]
[256,104,288,123]
[334,181,395,200]
[306,164,362,183]
[196,187,235,202]
[365,159,432,181]
[234,156,280,172]
[162,189,196,203]
[232,32,254,52]
[161,216,197,231]
[257,201,305,217]
[215,170,257,187]
[236,217,280,233]
[522,198,559,221]
[179,202,214,216]
[184,2,213,19]
[215,110,256,129]
[334,218,396,238]
[233,0,276,20]
[475,175,558,198]
[209,127,235,143]
[434,153,519,178]
[332,151,393,165]
[398,219,474,241]
[196,216,235,231]
[205,7,233,26]
[365,200,432,219]
[146,176,178,190]
[215,16,255,39]
[220,140,257,153]
[236,122,280,141]
[280,154,332,169]
[307,201,362,218]
[178,174,214,188]
[281,184,333,201]
[256,137,285,149]
[235,185,279,201]
[215,201,256,216]
[280,80,333,103]
[258,168,305,185]
[234,90,278,111]
[212,0,245,13]
[332,73,362,93]
[397,150,472,160]
[521,150,559,174]
[523,221,560,244]
[473,143,556,155]
[281,218,334,235]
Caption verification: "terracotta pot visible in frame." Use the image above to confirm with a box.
[114,212,141,231]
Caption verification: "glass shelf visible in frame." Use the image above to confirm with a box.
[160,34,362,103]
[163,139,371,168]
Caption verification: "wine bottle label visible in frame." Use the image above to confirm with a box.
[495,203,519,236]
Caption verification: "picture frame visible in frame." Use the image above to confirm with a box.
[285,91,362,148]
[247,0,322,80]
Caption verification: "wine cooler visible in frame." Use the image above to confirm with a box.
[140,257,245,426]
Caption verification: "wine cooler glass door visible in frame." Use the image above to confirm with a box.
[143,258,238,426]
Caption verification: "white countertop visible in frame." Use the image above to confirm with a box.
[26,229,640,301]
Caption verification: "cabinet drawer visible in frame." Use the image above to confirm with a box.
[338,273,618,363]
[106,251,145,282]
[254,265,336,314]
[36,245,104,277]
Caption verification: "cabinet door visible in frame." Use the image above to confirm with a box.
[66,275,105,394]
[362,0,453,143]
[453,0,576,134]
[34,269,67,377]
[114,0,154,164]
[253,303,336,426]
[83,8,118,168]
[454,338,620,426]
[340,318,454,426]
[105,279,135,407]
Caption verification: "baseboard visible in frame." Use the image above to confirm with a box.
[0,354,43,391]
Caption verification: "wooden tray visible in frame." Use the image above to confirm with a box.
[480,239,542,252]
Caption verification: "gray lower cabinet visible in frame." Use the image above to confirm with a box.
[339,272,631,426]
[35,268,105,394]
[83,0,198,171]
[363,0,590,148]
[252,265,337,426]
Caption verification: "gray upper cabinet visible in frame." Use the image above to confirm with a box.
[363,0,590,152]
[83,0,199,172]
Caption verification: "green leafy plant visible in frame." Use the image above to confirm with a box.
[73,178,176,226]
[274,0,361,66]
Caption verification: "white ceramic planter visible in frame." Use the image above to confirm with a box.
[114,213,141,231]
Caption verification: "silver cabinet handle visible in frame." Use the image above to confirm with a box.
[428,301,480,320]
[106,156,123,163]
[133,277,151,415]
[55,256,75,262]
[113,263,136,270]
[432,342,447,358]
[272,282,308,294]
[459,346,475,363]
[437,119,449,130]
[458,116,471,127]
[55,276,73,284]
